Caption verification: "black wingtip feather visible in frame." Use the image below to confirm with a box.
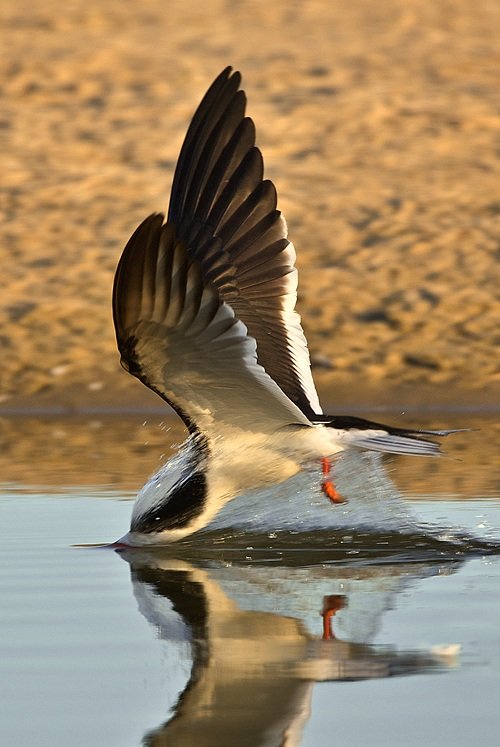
[168,68,244,224]
[113,213,165,342]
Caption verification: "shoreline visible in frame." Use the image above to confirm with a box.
[2,380,499,418]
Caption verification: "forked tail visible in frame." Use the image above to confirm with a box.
[313,414,466,457]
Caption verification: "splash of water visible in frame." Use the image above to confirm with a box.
[175,451,500,562]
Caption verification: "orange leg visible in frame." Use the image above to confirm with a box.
[321,457,344,504]
[321,594,346,640]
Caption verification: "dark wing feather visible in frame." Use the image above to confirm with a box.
[113,214,311,435]
[314,415,465,438]
[166,67,322,418]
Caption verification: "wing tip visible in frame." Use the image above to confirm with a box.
[221,65,241,84]
[211,65,242,97]
[113,212,165,339]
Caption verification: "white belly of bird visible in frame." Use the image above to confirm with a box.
[207,424,344,498]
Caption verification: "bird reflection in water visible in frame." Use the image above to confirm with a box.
[117,549,460,747]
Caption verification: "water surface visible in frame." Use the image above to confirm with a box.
[1,414,499,746]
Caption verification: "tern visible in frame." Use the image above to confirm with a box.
[113,67,458,545]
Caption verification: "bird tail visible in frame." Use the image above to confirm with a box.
[314,415,466,457]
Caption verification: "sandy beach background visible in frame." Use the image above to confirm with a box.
[2,0,499,413]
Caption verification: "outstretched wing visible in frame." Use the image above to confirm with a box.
[113,213,311,435]
[166,67,322,418]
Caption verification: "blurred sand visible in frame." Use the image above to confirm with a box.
[1,0,499,412]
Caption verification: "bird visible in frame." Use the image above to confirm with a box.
[113,67,460,546]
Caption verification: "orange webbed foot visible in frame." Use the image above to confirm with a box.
[321,457,345,504]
